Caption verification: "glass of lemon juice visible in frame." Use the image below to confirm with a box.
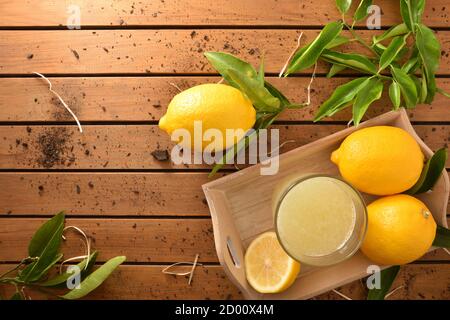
[274,174,367,266]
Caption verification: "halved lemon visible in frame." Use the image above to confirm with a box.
[245,231,300,293]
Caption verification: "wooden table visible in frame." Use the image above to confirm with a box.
[0,0,449,300]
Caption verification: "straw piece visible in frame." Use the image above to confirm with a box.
[62,226,91,271]
[331,289,352,300]
[278,32,303,78]
[384,286,404,299]
[443,248,450,257]
[33,72,83,133]
[168,82,183,92]
[304,63,317,107]
[217,78,224,84]
[267,139,296,157]
[59,255,89,274]
[162,255,203,285]
[188,254,199,285]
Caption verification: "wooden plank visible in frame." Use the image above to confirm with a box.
[0,218,218,263]
[1,29,450,75]
[315,264,450,300]
[1,77,450,122]
[0,265,242,300]
[0,264,448,299]
[0,125,448,169]
[1,172,449,217]
[0,173,214,216]
[0,218,447,264]
[0,0,448,27]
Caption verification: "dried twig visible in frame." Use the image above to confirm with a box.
[278,32,304,78]
[33,72,83,133]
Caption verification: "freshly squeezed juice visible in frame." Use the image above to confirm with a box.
[274,175,367,266]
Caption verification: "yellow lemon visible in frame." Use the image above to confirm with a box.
[159,83,256,151]
[245,231,300,294]
[331,126,424,195]
[361,194,436,265]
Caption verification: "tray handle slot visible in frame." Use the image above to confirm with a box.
[226,236,241,268]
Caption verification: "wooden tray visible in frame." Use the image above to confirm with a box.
[202,109,449,300]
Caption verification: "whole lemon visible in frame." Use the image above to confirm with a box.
[159,83,256,151]
[361,194,436,265]
[331,126,424,195]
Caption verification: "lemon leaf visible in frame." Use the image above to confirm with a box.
[227,69,280,112]
[367,266,400,300]
[433,226,450,248]
[285,21,343,75]
[204,51,258,87]
[406,148,447,195]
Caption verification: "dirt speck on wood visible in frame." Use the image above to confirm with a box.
[151,149,170,161]
[37,127,74,168]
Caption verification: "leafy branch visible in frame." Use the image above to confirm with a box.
[204,52,312,177]
[0,212,125,300]
[367,148,449,300]
[285,0,447,125]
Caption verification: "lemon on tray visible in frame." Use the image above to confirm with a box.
[361,194,437,265]
[159,83,256,152]
[331,126,424,195]
[245,231,300,294]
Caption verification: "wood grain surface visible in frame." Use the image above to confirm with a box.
[0,0,448,300]
[0,30,450,75]
[1,77,449,122]
[0,0,448,27]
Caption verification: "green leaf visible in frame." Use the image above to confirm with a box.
[327,64,347,78]
[437,87,450,98]
[373,23,409,44]
[20,212,65,282]
[326,35,351,49]
[209,130,259,177]
[40,251,98,287]
[406,148,447,195]
[10,292,24,300]
[389,80,401,110]
[321,50,378,74]
[379,35,408,71]
[257,54,265,87]
[336,0,352,14]
[367,266,401,300]
[415,24,441,103]
[227,69,280,112]
[420,73,428,103]
[352,77,383,126]
[353,0,372,22]
[433,225,450,248]
[61,256,126,300]
[28,212,65,257]
[264,80,291,107]
[400,0,425,31]
[372,42,386,56]
[402,55,420,74]
[285,21,343,75]
[314,77,370,121]
[390,66,418,108]
[204,52,257,87]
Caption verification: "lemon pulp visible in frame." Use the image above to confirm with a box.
[276,176,358,261]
